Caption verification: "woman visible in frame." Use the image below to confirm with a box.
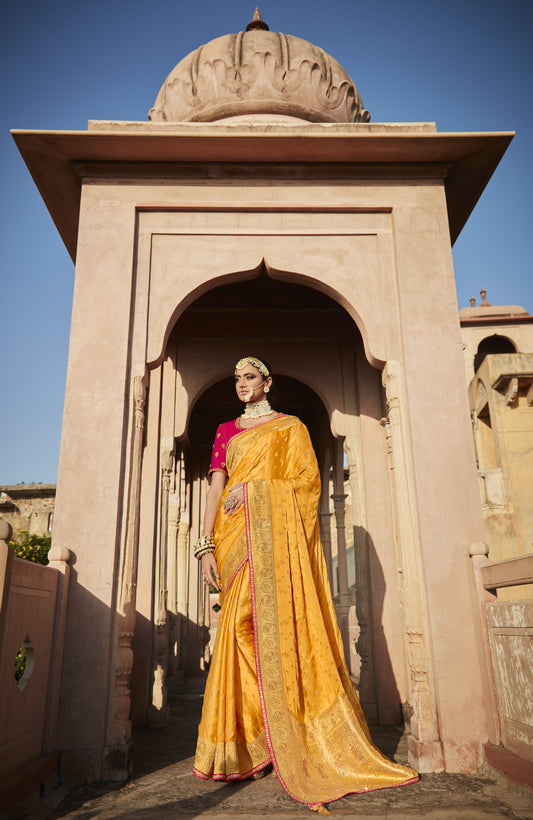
[193,356,418,814]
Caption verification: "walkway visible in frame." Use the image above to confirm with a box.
[21,677,533,820]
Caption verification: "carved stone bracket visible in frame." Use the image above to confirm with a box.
[492,372,533,407]
[504,377,519,406]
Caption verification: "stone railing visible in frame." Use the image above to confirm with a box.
[0,521,70,812]
[473,549,533,790]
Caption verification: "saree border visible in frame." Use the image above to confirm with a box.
[227,556,248,594]
[243,479,418,811]
[244,481,307,807]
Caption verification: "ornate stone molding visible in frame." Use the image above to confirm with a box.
[382,361,444,772]
[149,28,370,124]
[107,373,147,773]
[149,448,173,726]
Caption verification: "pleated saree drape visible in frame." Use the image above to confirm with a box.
[194,415,417,811]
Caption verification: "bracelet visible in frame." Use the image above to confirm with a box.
[194,534,215,559]
[196,547,215,560]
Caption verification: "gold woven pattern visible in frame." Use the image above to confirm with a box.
[194,415,417,805]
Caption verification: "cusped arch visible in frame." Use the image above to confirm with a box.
[167,271,374,441]
[151,259,385,372]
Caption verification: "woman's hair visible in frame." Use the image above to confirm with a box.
[255,356,273,380]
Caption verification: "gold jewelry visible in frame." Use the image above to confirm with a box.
[196,546,215,560]
[235,357,270,377]
[264,386,270,393]
[194,534,215,559]
[242,399,273,419]
[224,496,237,512]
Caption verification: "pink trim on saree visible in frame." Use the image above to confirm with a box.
[226,556,248,595]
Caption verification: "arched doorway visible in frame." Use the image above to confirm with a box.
[474,334,517,373]
[132,273,407,732]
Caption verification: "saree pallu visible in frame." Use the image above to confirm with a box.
[194,415,418,809]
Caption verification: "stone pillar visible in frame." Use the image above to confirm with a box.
[173,445,190,673]
[167,491,179,676]
[318,444,334,588]
[149,449,172,726]
[382,361,444,772]
[344,436,375,717]
[332,438,351,668]
[43,542,72,755]
[106,373,147,780]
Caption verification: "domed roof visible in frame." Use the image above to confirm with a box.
[148,10,370,124]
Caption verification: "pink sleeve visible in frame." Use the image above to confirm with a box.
[209,423,230,475]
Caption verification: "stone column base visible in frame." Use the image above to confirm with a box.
[408,736,445,773]
[59,743,132,785]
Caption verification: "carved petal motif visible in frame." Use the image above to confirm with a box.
[149,30,370,124]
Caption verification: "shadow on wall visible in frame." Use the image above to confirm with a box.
[52,556,207,787]
[353,525,404,735]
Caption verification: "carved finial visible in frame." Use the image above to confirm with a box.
[480,288,491,307]
[469,295,476,307]
[246,7,270,31]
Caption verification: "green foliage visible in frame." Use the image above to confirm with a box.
[9,530,51,566]
[15,644,27,681]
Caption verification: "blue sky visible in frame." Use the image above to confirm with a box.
[1,0,532,484]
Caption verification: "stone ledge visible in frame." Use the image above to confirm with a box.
[87,119,439,134]
[484,742,533,793]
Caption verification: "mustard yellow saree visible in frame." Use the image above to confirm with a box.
[194,415,417,811]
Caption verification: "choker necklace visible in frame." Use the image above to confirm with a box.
[242,399,273,419]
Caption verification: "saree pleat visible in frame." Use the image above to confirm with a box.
[194,415,418,806]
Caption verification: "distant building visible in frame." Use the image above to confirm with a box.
[460,292,533,597]
[0,484,55,539]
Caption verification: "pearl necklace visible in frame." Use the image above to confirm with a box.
[242,399,273,419]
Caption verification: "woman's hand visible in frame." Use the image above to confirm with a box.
[223,482,244,516]
[201,552,221,592]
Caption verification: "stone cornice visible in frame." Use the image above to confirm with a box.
[0,484,56,498]
[11,124,514,261]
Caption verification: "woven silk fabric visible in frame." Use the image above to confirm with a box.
[193,415,418,808]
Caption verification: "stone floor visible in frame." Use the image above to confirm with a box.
[16,677,533,820]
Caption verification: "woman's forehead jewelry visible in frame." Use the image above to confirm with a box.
[235,357,270,377]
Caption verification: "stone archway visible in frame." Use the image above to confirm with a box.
[131,272,409,735]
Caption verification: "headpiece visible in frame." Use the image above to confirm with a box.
[235,357,270,377]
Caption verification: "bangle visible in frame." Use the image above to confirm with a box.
[196,547,215,560]
[194,534,215,559]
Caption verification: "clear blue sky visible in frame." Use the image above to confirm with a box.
[1,0,531,484]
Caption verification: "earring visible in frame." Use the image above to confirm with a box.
[264,386,270,393]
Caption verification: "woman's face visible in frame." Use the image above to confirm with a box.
[234,364,271,403]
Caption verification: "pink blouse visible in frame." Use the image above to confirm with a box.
[209,415,285,476]
[209,420,242,476]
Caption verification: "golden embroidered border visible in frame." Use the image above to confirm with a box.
[246,478,306,803]
[193,732,270,781]
[246,478,418,806]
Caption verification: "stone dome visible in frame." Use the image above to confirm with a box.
[148,10,370,124]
